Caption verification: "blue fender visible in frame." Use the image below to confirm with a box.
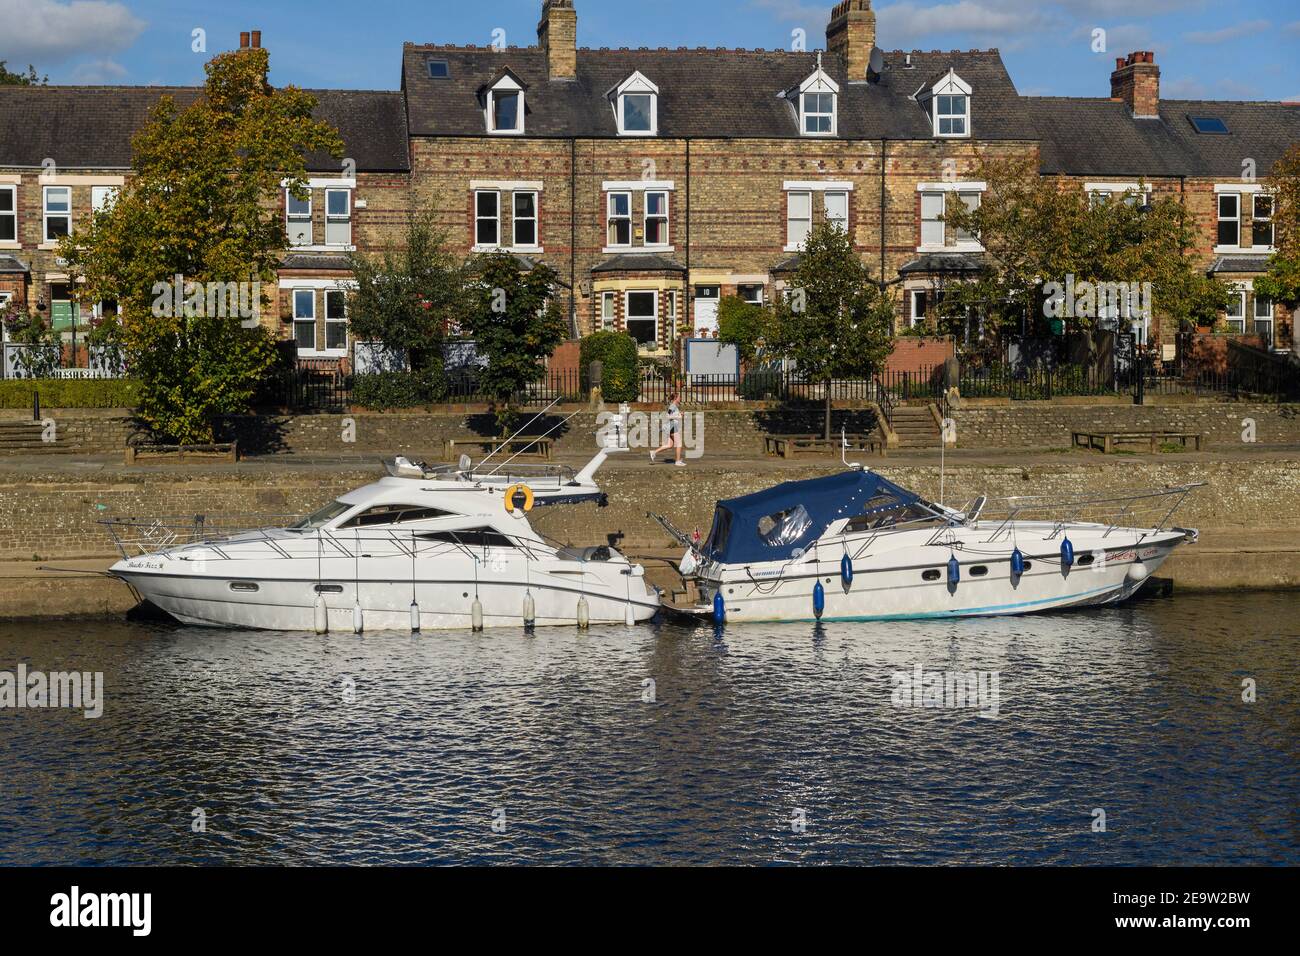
[840,553,854,588]
[1011,547,1025,578]
[948,555,961,586]
[813,581,826,619]
[712,591,726,625]
[1061,537,1075,570]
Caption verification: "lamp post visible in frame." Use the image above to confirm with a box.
[1132,203,1154,406]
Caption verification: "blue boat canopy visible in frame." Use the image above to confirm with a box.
[703,470,941,566]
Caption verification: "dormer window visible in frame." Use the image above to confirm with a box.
[795,61,839,137]
[918,69,972,138]
[612,73,659,137]
[485,73,525,135]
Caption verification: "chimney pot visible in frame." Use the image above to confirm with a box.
[240,31,250,49]
[251,30,262,49]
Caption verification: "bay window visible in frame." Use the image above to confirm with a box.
[600,291,616,331]
[625,290,658,346]
[293,289,316,351]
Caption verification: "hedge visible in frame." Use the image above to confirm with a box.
[351,368,449,411]
[0,378,141,409]
[580,331,639,402]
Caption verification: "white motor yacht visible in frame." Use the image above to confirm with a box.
[106,443,659,631]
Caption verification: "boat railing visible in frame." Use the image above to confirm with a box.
[100,516,565,564]
[971,483,1205,544]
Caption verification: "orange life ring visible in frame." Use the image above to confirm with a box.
[504,484,535,515]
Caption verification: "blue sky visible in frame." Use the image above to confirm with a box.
[1,0,1297,101]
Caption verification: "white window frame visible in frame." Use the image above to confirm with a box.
[286,189,312,247]
[924,70,972,139]
[1252,193,1274,250]
[824,190,849,233]
[292,288,317,353]
[909,288,928,328]
[512,190,539,249]
[486,75,525,136]
[644,190,669,247]
[1216,192,1240,251]
[323,289,349,355]
[43,185,71,244]
[916,182,987,252]
[613,73,659,137]
[1224,288,1246,333]
[666,289,678,330]
[0,185,15,246]
[607,191,633,248]
[324,188,351,248]
[91,185,118,214]
[797,66,839,137]
[600,290,616,331]
[474,190,501,250]
[738,284,764,306]
[624,290,659,348]
[1253,293,1274,343]
[786,191,812,251]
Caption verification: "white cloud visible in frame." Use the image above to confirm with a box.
[0,0,145,65]
[1183,20,1270,45]
[70,58,128,84]
[876,1,1054,49]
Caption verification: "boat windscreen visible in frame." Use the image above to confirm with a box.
[289,500,352,530]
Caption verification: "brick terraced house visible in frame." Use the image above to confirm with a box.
[0,0,1297,372]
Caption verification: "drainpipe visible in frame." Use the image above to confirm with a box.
[685,137,692,369]
[570,137,578,339]
[880,137,889,329]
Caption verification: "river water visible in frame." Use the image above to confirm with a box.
[1,591,1297,866]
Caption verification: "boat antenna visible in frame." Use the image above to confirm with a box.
[488,408,584,477]
[476,398,561,471]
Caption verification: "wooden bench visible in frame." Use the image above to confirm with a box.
[125,441,240,464]
[1072,431,1203,454]
[764,433,886,459]
[445,436,555,462]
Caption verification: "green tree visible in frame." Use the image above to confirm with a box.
[347,209,463,374]
[768,222,894,439]
[58,46,343,443]
[463,253,568,433]
[716,294,772,364]
[1255,145,1300,347]
[0,62,46,86]
[942,154,1230,340]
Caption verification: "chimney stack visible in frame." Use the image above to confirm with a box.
[538,0,577,81]
[827,0,876,81]
[1111,51,1160,119]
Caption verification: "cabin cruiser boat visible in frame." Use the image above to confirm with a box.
[105,443,659,631]
[655,467,1200,623]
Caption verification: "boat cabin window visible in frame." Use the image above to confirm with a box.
[340,505,454,528]
[757,504,812,547]
[290,500,352,530]
[843,503,938,533]
[421,529,518,549]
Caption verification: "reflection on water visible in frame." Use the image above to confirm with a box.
[1,592,1297,865]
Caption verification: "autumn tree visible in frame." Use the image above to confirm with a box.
[766,222,894,440]
[941,154,1230,340]
[59,46,342,442]
[0,62,46,86]
[1255,145,1300,351]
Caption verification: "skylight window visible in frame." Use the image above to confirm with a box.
[427,60,449,79]
[1190,116,1229,134]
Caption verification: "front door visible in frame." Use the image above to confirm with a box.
[693,285,720,337]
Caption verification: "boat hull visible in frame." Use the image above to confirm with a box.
[686,531,1190,623]
[112,567,659,631]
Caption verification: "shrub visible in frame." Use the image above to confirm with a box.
[352,367,449,411]
[739,368,784,401]
[580,331,639,402]
[0,378,141,409]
